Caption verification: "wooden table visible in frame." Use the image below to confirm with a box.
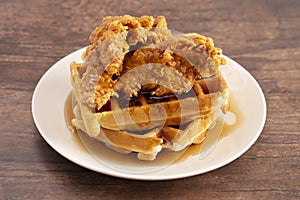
[1,0,299,199]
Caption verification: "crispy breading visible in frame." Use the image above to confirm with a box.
[78,15,172,110]
[83,15,169,59]
[120,48,196,97]
[105,33,226,99]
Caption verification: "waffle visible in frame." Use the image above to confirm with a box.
[69,15,230,160]
[71,63,229,160]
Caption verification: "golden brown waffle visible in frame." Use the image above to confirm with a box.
[71,63,229,160]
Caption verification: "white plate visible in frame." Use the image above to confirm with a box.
[32,47,266,180]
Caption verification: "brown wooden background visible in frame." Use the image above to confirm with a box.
[1,0,299,199]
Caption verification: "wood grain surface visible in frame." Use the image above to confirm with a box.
[1,0,299,199]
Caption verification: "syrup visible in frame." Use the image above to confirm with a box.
[173,96,241,163]
[64,92,86,151]
[64,92,74,130]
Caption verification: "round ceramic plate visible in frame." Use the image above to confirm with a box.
[32,47,266,180]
